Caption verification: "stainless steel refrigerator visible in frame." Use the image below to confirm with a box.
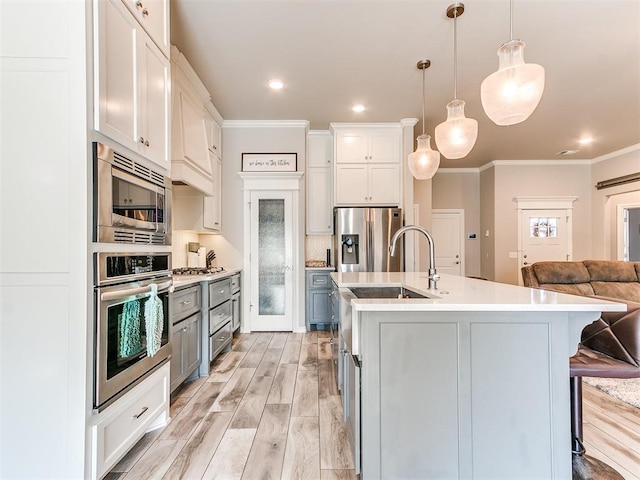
[333,207,403,272]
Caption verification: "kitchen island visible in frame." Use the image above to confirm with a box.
[331,272,626,480]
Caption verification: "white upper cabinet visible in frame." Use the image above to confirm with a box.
[121,0,169,57]
[173,87,210,176]
[331,124,401,207]
[306,131,333,234]
[204,101,223,159]
[94,0,170,170]
[334,127,400,164]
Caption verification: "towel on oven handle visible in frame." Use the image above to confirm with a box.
[120,299,142,357]
[144,283,164,357]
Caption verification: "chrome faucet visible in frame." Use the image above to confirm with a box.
[389,225,440,290]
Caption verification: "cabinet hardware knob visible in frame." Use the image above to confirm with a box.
[212,145,217,150]
[139,136,145,143]
[145,140,149,147]
[142,8,149,16]
[133,406,148,419]
[181,300,191,306]
[455,261,460,265]
[135,0,143,8]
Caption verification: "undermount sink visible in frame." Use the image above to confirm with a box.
[349,286,429,299]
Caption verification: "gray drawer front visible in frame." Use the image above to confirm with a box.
[209,300,231,333]
[308,271,331,289]
[171,285,202,323]
[230,274,241,293]
[210,322,232,360]
[209,278,231,308]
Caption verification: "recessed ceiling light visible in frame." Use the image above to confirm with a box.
[557,149,579,156]
[268,79,285,90]
[578,136,594,145]
[352,104,366,113]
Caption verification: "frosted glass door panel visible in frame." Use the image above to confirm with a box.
[250,191,294,331]
[258,199,285,315]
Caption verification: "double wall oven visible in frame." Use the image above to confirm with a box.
[94,252,172,411]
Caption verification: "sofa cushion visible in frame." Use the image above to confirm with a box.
[531,261,591,284]
[590,282,640,302]
[538,283,596,296]
[584,260,639,282]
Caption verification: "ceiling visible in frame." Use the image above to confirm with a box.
[170,0,640,168]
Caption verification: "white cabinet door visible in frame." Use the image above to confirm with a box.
[203,156,222,231]
[140,35,170,169]
[307,167,333,234]
[335,132,368,163]
[308,132,332,168]
[95,0,169,170]
[96,0,139,152]
[175,88,211,176]
[335,164,369,205]
[122,0,169,56]
[369,131,400,163]
[369,164,400,205]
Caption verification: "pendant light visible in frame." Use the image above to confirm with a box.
[408,60,440,180]
[435,3,478,160]
[481,0,545,126]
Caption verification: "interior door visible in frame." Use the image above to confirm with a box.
[519,209,570,273]
[250,190,294,331]
[431,211,463,275]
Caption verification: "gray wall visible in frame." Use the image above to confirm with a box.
[432,170,481,277]
[480,167,495,281]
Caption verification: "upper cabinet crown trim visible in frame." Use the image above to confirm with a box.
[224,120,310,129]
[170,45,210,102]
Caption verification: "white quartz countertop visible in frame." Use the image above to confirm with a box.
[172,268,242,289]
[331,271,626,312]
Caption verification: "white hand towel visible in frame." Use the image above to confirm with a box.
[144,283,164,357]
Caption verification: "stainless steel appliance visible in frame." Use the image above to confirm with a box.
[333,207,403,272]
[94,252,172,411]
[93,142,172,245]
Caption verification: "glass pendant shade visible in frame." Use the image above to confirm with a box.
[435,99,478,159]
[408,134,440,180]
[481,39,545,126]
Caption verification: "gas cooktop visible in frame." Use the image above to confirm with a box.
[172,266,225,275]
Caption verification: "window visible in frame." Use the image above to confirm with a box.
[529,217,558,238]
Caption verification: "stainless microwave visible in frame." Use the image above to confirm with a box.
[93,142,172,245]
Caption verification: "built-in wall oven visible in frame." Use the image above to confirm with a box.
[93,142,172,245]
[94,252,172,411]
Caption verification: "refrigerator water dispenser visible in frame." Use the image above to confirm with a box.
[341,234,359,265]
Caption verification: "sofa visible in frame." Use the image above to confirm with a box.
[522,260,640,477]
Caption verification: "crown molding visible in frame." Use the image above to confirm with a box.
[590,143,640,164]
[223,120,309,129]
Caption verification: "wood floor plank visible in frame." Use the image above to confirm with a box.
[302,331,318,345]
[280,334,303,365]
[583,421,640,477]
[161,411,233,480]
[111,429,162,472]
[583,438,640,480]
[233,334,258,352]
[583,403,640,456]
[209,368,256,412]
[269,332,289,349]
[169,396,189,420]
[173,376,207,399]
[319,395,354,470]
[318,360,339,398]
[320,469,357,480]
[208,351,247,383]
[202,429,257,480]
[160,382,225,440]
[255,347,284,377]
[317,331,330,339]
[318,339,332,361]
[242,404,291,479]
[121,439,187,480]
[298,342,319,371]
[237,350,265,369]
[230,375,275,429]
[247,332,274,355]
[267,363,298,405]
[584,384,640,432]
[292,369,319,417]
[281,416,321,480]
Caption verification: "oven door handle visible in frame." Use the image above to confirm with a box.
[100,280,173,301]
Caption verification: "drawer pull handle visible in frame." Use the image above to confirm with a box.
[180,300,191,306]
[219,290,225,294]
[133,406,148,419]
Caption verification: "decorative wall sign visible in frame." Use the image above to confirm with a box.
[242,153,297,172]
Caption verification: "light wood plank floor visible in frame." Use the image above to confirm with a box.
[106,331,356,480]
[107,333,640,480]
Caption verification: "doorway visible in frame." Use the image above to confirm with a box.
[516,197,576,285]
[617,204,640,261]
[431,210,464,276]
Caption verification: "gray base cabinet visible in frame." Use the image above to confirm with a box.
[305,269,333,330]
[170,284,202,392]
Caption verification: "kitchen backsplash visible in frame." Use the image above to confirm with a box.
[305,235,332,265]
[172,230,200,268]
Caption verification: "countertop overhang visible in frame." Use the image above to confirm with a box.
[331,271,627,313]
[172,268,242,289]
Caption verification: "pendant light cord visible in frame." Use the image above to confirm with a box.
[421,64,426,135]
[510,0,513,40]
[453,7,458,100]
